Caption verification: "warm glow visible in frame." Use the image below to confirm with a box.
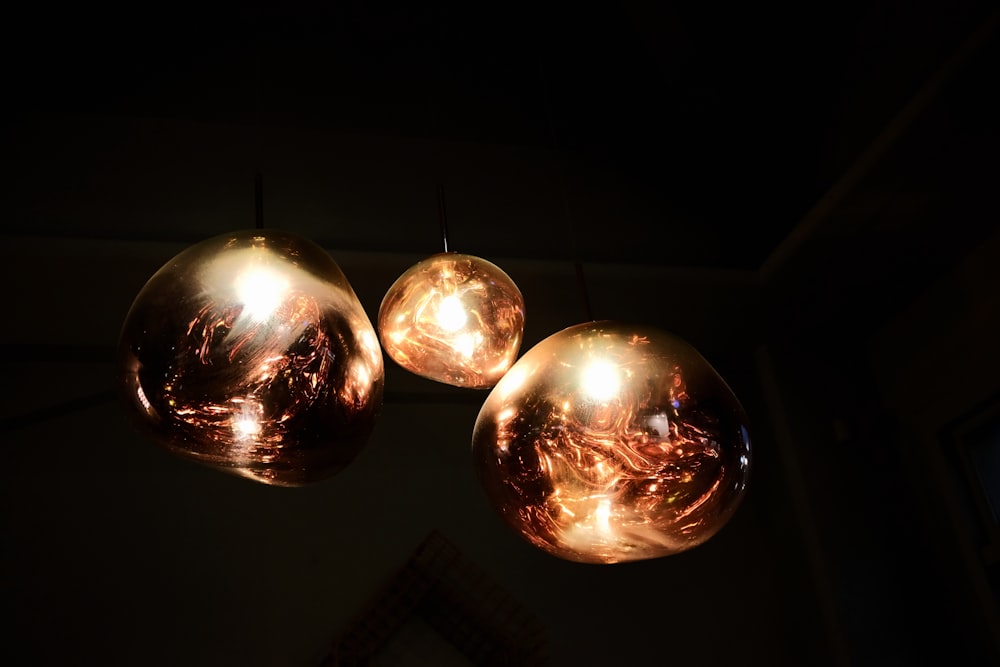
[235,266,289,322]
[594,498,612,533]
[232,400,262,440]
[234,416,261,438]
[357,327,382,363]
[496,363,529,401]
[581,360,620,401]
[472,321,752,564]
[378,253,524,388]
[454,332,478,358]
[117,229,384,487]
[436,295,468,331]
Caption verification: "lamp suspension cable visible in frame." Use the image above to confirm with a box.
[252,7,265,232]
[254,172,264,230]
[573,258,593,323]
[375,24,526,389]
[470,35,753,565]
[437,183,450,253]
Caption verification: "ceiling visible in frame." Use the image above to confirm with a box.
[5,0,996,271]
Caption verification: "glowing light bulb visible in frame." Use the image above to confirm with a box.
[472,320,751,564]
[379,253,524,389]
[117,229,384,486]
[235,266,289,322]
[436,295,468,331]
[581,360,620,401]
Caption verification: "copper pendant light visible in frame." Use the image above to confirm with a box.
[472,320,751,564]
[377,187,525,389]
[117,229,384,486]
[378,252,525,389]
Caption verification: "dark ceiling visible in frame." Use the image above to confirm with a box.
[3,5,1000,664]
[5,0,997,269]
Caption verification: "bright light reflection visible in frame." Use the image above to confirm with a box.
[234,418,261,438]
[233,414,262,441]
[436,295,467,331]
[595,499,612,533]
[351,360,372,387]
[645,412,670,437]
[581,360,620,401]
[236,267,289,322]
[497,363,529,401]
[136,383,152,413]
[455,333,477,358]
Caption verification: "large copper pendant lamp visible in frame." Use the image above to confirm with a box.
[472,318,751,563]
[117,227,384,486]
[470,54,751,561]
[378,187,525,389]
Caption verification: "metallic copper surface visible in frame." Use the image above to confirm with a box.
[117,230,384,486]
[378,253,525,389]
[472,321,751,563]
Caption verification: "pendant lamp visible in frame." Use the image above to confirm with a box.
[117,229,384,486]
[472,320,751,564]
[379,253,524,388]
[377,187,525,389]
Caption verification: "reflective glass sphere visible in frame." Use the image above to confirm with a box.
[378,253,525,389]
[117,230,384,486]
[472,321,751,563]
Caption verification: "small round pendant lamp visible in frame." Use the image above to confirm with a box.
[378,252,525,389]
[117,229,384,486]
[472,320,751,563]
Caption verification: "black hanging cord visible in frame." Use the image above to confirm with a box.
[251,7,265,231]
[573,259,593,323]
[437,184,450,253]
[254,172,264,229]
[537,56,594,321]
